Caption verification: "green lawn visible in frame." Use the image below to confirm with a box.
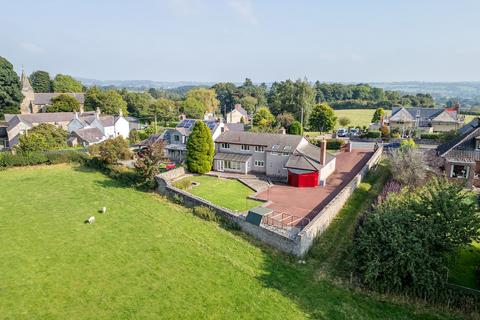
[180,175,262,212]
[0,165,458,319]
[449,241,480,290]
[334,109,392,128]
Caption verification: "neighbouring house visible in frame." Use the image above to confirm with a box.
[226,104,249,124]
[4,111,96,148]
[0,122,8,150]
[125,116,144,131]
[19,69,84,114]
[162,119,226,162]
[213,131,336,187]
[436,117,480,188]
[388,107,464,133]
[136,133,164,149]
[67,108,130,146]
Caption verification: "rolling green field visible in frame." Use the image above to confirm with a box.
[334,109,391,128]
[0,165,458,319]
[180,175,261,212]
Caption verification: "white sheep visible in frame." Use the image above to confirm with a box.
[85,216,95,224]
[101,207,107,214]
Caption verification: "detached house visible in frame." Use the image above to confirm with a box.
[226,104,249,124]
[213,131,336,187]
[389,107,464,133]
[436,117,480,188]
[162,119,226,162]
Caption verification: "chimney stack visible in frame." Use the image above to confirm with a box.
[79,104,84,114]
[320,139,327,165]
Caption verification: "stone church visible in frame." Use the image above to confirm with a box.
[19,70,85,114]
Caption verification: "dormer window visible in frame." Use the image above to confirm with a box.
[241,144,250,151]
[221,143,230,149]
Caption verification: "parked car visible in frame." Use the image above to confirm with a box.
[383,142,400,150]
[349,128,360,137]
[336,128,348,137]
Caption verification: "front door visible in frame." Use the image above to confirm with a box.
[217,160,224,172]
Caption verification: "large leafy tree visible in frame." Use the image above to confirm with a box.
[0,56,22,118]
[267,79,315,121]
[354,178,480,297]
[15,123,68,152]
[46,94,81,112]
[253,107,275,128]
[182,96,205,119]
[186,121,214,174]
[185,88,219,115]
[148,98,177,125]
[84,87,128,115]
[308,103,337,132]
[212,82,237,114]
[122,91,154,117]
[52,74,83,92]
[29,70,52,92]
[88,136,132,164]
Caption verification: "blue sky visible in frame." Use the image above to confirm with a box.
[2,0,480,82]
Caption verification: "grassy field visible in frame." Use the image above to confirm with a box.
[449,241,480,290]
[334,109,391,128]
[0,165,458,319]
[179,175,261,212]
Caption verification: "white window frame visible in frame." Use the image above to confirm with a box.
[221,143,230,149]
[255,146,265,152]
[450,164,469,178]
[241,144,250,151]
[254,160,265,167]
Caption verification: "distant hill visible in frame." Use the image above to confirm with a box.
[75,78,216,89]
[370,81,480,99]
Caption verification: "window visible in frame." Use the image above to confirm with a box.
[451,164,469,178]
[271,144,280,155]
[255,146,265,152]
[224,160,241,170]
[221,143,230,149]
[174,135,180,142]
[254,160,264,167]
[241,144,250,151]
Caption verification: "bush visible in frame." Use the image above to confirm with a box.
[363,131,381,139]
[88,137,132,164]
[420,133,441,140]
[172,177,193,190]
[0,151,87,168]
[193,206,217,222]
[326,138,346,150]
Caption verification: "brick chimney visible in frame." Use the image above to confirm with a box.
[320,139,327,165]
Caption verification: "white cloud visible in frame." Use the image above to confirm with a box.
[228,0,257,25]
[19,42,44,54]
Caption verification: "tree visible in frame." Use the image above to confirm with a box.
[186,121,214,174]
[212,82,237,114]
[338,116,351,127]
[52,74,83,92]
[135,141,167,181]
[84,87,128,115]
[88,137,132,164]
[354,178,480,297]
[276,112,295,129]
[29,70,52,93]
[185,88,219,115]
[0,56,22,118]
[388,146,426,186]
[148,98,177,125]
[15,124,68,152]
[267,79,315,121]
[46,94,81,112]
[371,108,385,123]
[308,103,337,132]
[123,91,154,117]
[239,96,257,115]
[288,121,302,135]
[253,107,275,128]
[182,96,205,119]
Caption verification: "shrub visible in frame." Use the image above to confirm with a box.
[0,151,87,168]
[388,147,426,186]
[15,124,68,153]
[363,131,381,139]
[193,206,217,222]
[420,133,441,140]
[326,138,345,150]
[172,177,193,190]
[186,121,214,174]
[88,137,132,164]
[288,121,302,135]
[135,142,167,181]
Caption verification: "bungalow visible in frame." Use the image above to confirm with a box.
[389,107,464,133]
[436,117,480,188]
[162,119,226,162]
[226,104,249,124]
[213,131,336,187]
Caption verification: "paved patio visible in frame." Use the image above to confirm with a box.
[255,149,374,223]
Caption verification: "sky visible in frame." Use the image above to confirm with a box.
[1,0,480,83]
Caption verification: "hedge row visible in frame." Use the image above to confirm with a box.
[0,151,88,168]
[311,138,346,150]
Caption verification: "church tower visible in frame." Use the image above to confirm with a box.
[19,68,35,114]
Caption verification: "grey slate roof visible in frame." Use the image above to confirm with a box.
[4,111,95,125]
[437,117,480,156]
[137,134,163,147]
[391,107,445,121]
[33,93,85,105]
[72,127,104,144]
[225,123,245,132]
[215,131,303,149]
